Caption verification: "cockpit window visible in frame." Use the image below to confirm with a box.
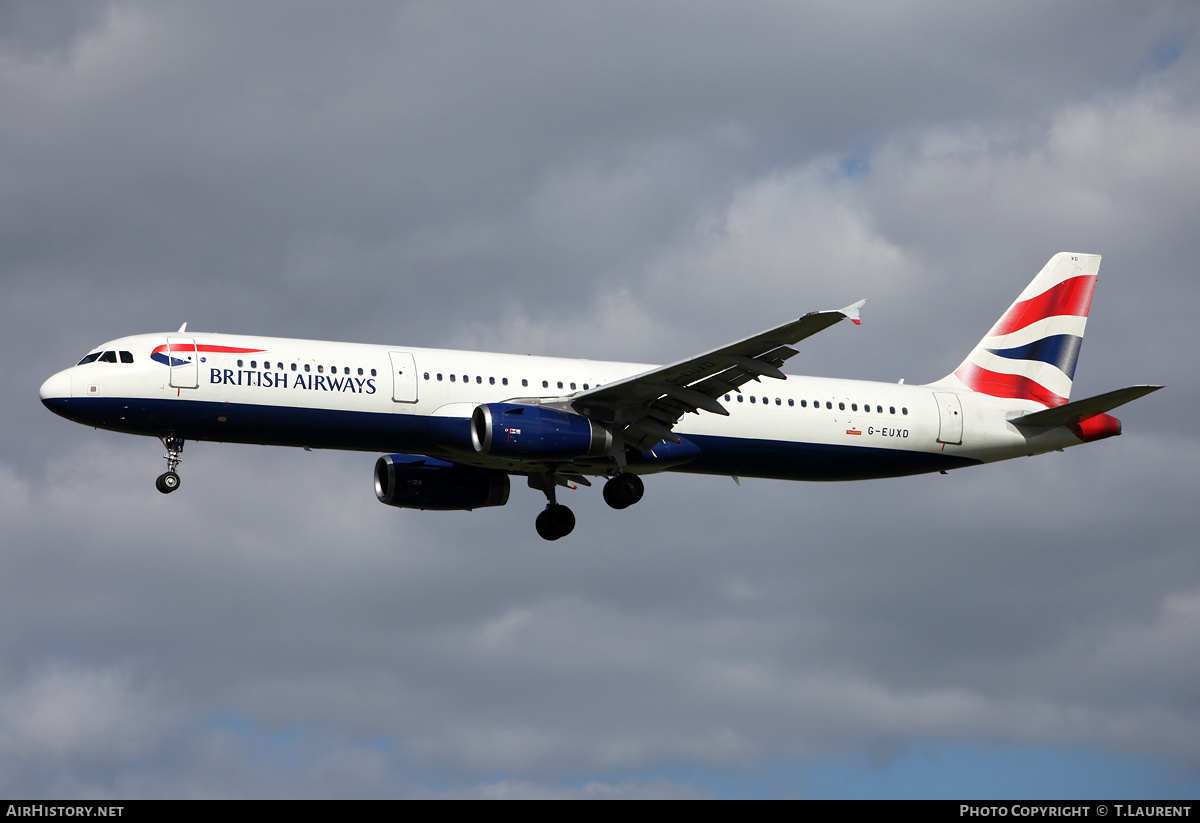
[99,351,117,363]
[120,351,134,363]
[77,352,102,365]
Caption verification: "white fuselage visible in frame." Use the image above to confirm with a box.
[40,331,1086,482]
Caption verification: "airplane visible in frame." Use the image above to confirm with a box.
[39,252,1160,540]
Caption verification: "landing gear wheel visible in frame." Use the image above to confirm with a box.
[157,435,185,494]
[603,473,644,509]
[535,504,575,541]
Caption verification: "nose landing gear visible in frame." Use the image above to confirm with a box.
[156,435,184,494]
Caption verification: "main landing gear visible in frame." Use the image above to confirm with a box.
[602,472,644,510]
[535,504,576,541]
[530,475,576,544]
[529,471,645,540]
[530,473,575,541]
[156,435,184,494]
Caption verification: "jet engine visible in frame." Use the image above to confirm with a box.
[374,454,510,511]
[471,403,612,459]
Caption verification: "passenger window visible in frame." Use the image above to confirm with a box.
[318,365,324,373]
[489,377,495,385]
[542,380,548,388]
[800,400,806,407]
[251,361,257,369]
[902,407,908,415]
[304,364,311,373]
[450,374,456,382]
[737,395,743,402]
[788,399,794,407]
[776,398,781,405]
[291,363,297,371]
[503,378,509,386]
[237,360,244,367]
[570,382,576,390]
[839,402,845,410]
[358,368,364,375]
[476,376,482,384]
[826,402,832,409]
[100,351,117,363]
[423,372,429,380]
[890,406,895,414]
[521,379,527,387]
[851,403,857,411]
[583,384,589,390]
[750,396,756,404]
[120,351,134,363]
[557,381,563,389]
[876,406,883,413]
[437,373,443,381]
[331,366,337,374]
[725,394,731,401]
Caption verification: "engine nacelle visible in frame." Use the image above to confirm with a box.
[374,454,510,511]
[471,403,612,459]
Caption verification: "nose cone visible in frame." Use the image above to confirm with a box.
[39,370,73,416]
[40,370,71,401]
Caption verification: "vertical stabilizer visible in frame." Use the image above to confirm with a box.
[933,253,1100,407]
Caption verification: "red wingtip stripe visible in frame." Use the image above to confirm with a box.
[955,362,1067,407]
[989,275,1097,337]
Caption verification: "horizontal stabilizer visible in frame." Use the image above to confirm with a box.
[1010,385,1162,427]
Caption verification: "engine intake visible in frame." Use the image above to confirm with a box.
[471,403,612,459]
[374,454,510,511]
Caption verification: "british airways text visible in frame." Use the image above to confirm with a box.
[209,368,377,394]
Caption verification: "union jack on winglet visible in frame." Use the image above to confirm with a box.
[935,253,1099,407]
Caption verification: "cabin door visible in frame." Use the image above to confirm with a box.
[389,351,418,404]
[167,337,199,389]
[933,391,963,445]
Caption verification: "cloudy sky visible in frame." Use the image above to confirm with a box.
[4,0,1199,798]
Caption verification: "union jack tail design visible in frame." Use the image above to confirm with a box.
[934,253,1100,407]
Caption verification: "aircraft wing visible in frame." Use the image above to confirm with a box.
[559,300,866,452]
